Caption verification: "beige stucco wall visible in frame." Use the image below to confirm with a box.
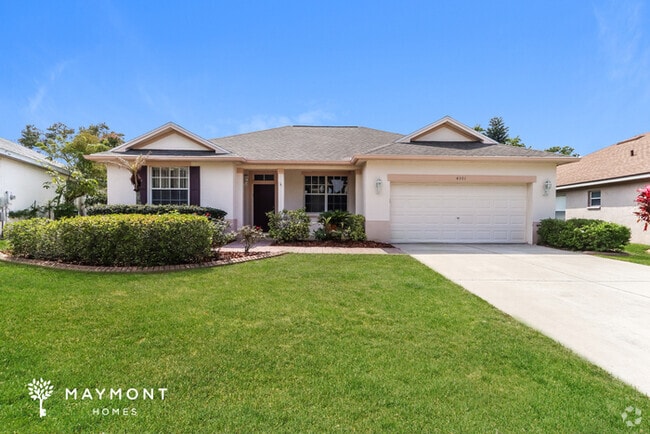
[139,133,210,151]
[106,165,137,205]
[362,159,559,243]
[564,181,650,245]
[0,156,60,212]
[106,162,237,221]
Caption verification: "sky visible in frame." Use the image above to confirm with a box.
[1,0,650,156]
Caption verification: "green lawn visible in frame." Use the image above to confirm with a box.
[0,254,647,432]
[601,243,650,266]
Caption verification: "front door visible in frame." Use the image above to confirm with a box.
[253,184,275,231]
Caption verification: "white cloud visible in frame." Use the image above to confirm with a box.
[27,85,46,114]
[25,61,70,114]
[594,0,648,81]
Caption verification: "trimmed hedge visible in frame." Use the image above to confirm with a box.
[537,218,630,251]
[86,204,227,220]
[266,209,311,242]
[5,214,213,266]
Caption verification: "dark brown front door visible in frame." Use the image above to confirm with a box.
[253,184,275,231]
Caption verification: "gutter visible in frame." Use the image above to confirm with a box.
[557,173,650,190]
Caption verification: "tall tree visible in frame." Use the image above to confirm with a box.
[19,122,124,213]
[485,116,509,144]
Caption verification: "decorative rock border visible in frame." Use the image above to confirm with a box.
[0,251,286,273]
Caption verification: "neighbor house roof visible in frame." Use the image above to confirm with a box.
[557,132,650,188]
[209,126,402,162]
[0,137,67,173]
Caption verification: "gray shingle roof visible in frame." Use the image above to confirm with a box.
[209,126,402,161]
[0,137,67,172]
[364,141,563,158]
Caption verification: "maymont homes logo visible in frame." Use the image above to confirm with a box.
[27,378,54,417]
[26,378,168,417]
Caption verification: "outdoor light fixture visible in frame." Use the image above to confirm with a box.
[375,177,383,194]
[243,174,249,185]
[543,179,552,196]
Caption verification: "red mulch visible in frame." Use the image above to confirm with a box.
[271,240,394,248]
[214,251,267,260]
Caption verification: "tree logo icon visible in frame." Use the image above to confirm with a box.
[27,378,54,417]
[622,406,643,428]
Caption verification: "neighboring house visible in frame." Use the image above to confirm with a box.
[0,137,67,228]
[557,132,650,244]
[86,116,575,244]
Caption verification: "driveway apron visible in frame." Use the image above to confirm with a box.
[397,243,650,397]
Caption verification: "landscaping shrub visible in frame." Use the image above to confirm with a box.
[266,209,310,242]
[8,203,41,220]
[238,225,265,253]
[316,210,367,241]
[5,214,213,266]
[212,219,237,258]
[86,204,227,220]
[537,218,630,251]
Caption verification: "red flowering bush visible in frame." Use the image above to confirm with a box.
[634,185,650,231]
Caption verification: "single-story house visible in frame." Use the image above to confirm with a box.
[557,132,650,244]
[86,116,576,244]
[0,137,67,229]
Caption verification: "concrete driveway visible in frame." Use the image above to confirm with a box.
[397,243,650,397]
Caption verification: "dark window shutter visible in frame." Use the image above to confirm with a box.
[189,166,200,206]
[138,165,148,204]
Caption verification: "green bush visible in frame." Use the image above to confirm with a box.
[317,210,367,241]
[266,209,311,242]
[4,214,213,266]
[537,218,630,251]
[53,202,78,219]
[345,214,367,241]
[212,219,236,258]
[8,203,41,219]
[86,204,227,220]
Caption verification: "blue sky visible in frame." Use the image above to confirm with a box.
[1,0,649,155]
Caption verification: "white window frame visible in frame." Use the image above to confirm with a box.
[588,190,601,209]
[151,166,189,205]
[304,175,348,213]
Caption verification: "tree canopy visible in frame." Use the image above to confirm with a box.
[475,116,578,155]
[18,122,124,213]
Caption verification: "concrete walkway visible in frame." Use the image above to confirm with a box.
[397,243,650,397]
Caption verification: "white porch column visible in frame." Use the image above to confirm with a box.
[355,169,363,215]
[277,169,285,212]
[233,168,244,230]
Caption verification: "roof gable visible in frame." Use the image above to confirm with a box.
[113,122,230,154]
[397,116,498,144]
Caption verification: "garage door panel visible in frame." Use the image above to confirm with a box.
[390,183,527,243]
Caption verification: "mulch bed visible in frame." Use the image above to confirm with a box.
[0,250,284,273]
[272,240,394,248]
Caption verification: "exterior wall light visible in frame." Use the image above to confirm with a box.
[543,179,552,196]
[243,174,249,185]
[375,177,383,194]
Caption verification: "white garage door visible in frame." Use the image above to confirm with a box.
[390,183,527,243]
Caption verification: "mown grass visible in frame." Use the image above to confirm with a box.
[0,254,647,432]
[601,243,650,266]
